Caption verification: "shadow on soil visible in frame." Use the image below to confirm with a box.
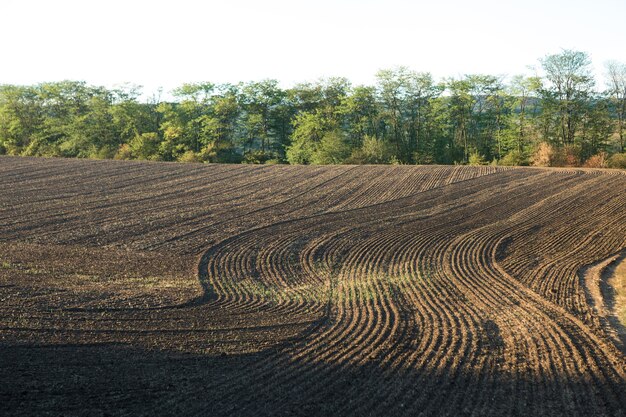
[1,342,625,417]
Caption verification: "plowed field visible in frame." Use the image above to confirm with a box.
[1,156,625,416]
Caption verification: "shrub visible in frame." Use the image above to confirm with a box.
[21,137,62,157]
[413,151,434,165]
[347,136,392,164]
[198,142,241,163]
[583,152,608,168]
[198,143,217,162]
[243,150,276,164]
[532,142,580,167]
[129,132,161,160]
[608,153,626,169]
[499,149,529,166]
[264,158,282,165]
[285,141,313,165]
[389,155,404,165]
[360,136,391,164]
[90,146,116,160]
[311,131,351,165]
[178,150,201,163]
[468,150,487,166]
[532,142,553,167]
[114,143,133,160]
[551,145,581,167]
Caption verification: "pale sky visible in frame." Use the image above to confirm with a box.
[1,0,625,96]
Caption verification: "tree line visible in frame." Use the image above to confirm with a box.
[1,50,625,168]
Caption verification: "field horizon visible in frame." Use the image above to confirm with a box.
[1,156,625,416]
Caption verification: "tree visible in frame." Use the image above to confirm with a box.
[156,83,241,162]
[445,77,474,162]
[286,110,332,164]
[375,68,408,160]
[404,72,442,161]
[540,50,595,146]
[170,82,215,153]
[376,67,441,162]
[347,135,392,164]
[240,80,286,156]
[2,56,625,167]
[506,75,542,153]
[206,85,240,148]
[64,89,119,158]
[579,99,612,159]
[337,85,379,148]
[0,85,44,154]
[127,132,161,160]
[288,77,350,116]
[311,131,350,164]
[606,61,626,152]
[467,74,508,160]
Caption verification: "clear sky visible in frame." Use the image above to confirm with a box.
[1,0,625,95]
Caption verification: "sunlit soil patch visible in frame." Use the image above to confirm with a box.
[607,252,626,350]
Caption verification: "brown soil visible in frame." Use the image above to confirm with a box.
[592,251,626,353]
[1,156,625,416]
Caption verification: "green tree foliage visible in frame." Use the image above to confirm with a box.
[540,50,595,146]
[504,75,542,154]
[608,153,626,169]
[0,85,44,154]
[311,131,351,165]
[337,85,379,148]
[128,132,161,160]
[1,51,625,168]
[499,149,529,166]
[605,61,626,152]
[240,80,288,160]
[347,135,392,164]
[376,68,442,163]
[286,110,330,164]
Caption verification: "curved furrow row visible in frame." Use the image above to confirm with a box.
[446,230,601,414]
[495,173,626,319]
[195,168,608,415]
[486,215,626,399]
[336,168,560,412]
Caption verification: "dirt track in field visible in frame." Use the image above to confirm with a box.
[0,156,625,416]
